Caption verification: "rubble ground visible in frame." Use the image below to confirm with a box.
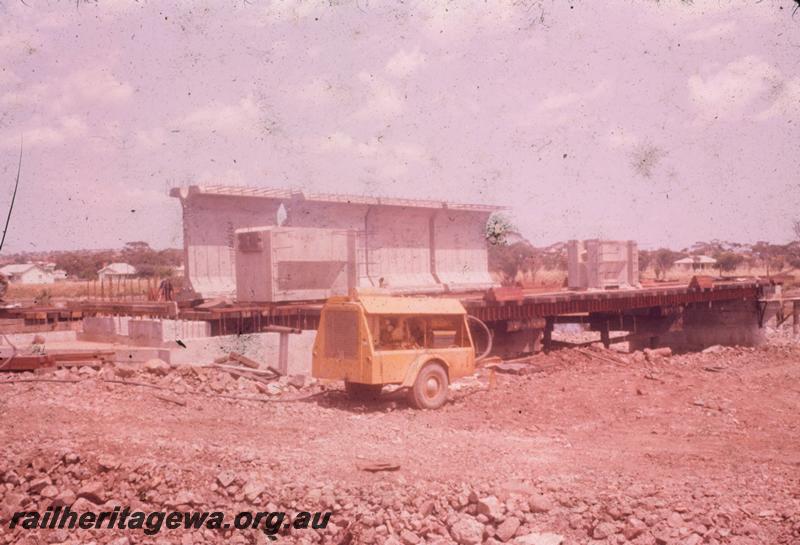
[1,342,799,545]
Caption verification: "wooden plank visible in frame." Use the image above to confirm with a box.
[228,352,261,369]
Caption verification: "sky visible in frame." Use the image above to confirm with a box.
[0,0,798,254]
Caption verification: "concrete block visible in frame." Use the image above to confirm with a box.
[127,319,211,347]
[166,330,314,375]
[568,239,639,289]
[81,316,116,338]
[236,226,355,303]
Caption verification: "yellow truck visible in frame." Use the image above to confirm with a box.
[312,295,477,409]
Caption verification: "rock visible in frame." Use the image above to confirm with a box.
[144,358,171,376]
[528,494,552,513]
[702,345,724,354]
[0,492,27,518]
[623,517,647,540]
[217,470,236,488]
[53,489,76,507]
[77,481,106,504]
[449,516,485,545]
[496,516,521,542]
[40,485,59,499]
[265,383,283,396]
[420,499,435,517]
[667,512,684,528]
[28,476,53,494]
[78,366,97,376]
[173,490,195,506]
[400,529,421,545]
[287,374,307,388]
[478,496,504,520]
[63,452,80,465]
[644,347,672,361]
[513,533,564,545]
[3,470,20,485]
[592,521,617,539]
[71,497,96,512]
[108,537,131,545]
[243,480,266,502]
[114,363,137,378]
[684,534,702,545]
[97,455,119,471]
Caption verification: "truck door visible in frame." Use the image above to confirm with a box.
[319,307,362,381]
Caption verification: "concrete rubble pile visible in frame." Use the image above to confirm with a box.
[1,357,318,401]
[2,445,798,545]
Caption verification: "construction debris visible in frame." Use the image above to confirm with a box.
[0,350,114,373]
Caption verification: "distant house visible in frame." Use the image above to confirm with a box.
[0,263,59,284]
[42,262,68,282]
[98,262,137,281]
[674,255,717,271]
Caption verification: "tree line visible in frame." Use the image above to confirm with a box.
[489,237,800,284]
[1,242,182,280]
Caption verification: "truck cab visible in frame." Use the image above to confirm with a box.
[312,295,476,409]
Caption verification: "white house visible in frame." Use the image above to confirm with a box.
[98,262,137,281]
[0,263,58,284]
[674,255,717,271]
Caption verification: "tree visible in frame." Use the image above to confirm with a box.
[714,251,744,275]
[653,248,680,281]
[638,250,652,273]
[484,214,514,246]
[488,241,541,285]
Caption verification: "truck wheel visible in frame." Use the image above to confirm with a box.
[408,363,449,410]
[345,381,382,401]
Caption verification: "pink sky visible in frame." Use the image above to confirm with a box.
[0,0,798,253]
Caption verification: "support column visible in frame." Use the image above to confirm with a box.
[543,317,554,353]
[278,331,289,375]
[600,321,610,349]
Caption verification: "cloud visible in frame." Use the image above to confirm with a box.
[1,115,87,149]
[135,127,170,150]
[356,72,404,119]
[66,69,134,103]
[296,79,352,106]
[182,97,260,134]
[2,69,133,113]
[686,21,737,42]
[688,55,779,119]
[0,84,48,109]
[536,80,612,112]
[385,48,426,78]
[318,132,425,178]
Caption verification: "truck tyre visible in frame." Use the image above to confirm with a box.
[345,381,382,401]
[408,362,449,410]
